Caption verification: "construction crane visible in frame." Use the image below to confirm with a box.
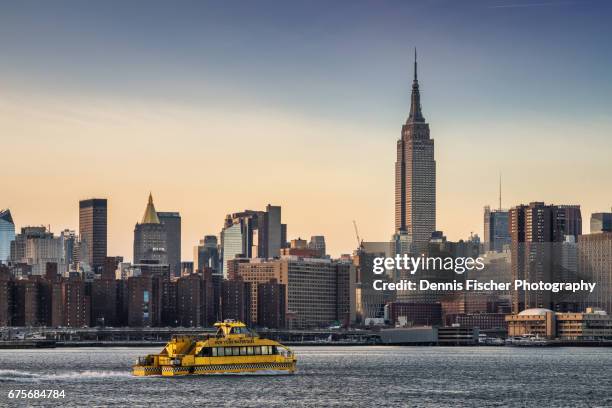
[352,220,363,249]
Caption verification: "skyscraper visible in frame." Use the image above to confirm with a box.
[266,204,282,259]
[220,205,283,276]
[0,209,15,263]
[133,194,167,265]
[509,202,582,313]
[193,235,220,272]
[157,211,181,277]
[79,199,107,273]
[394,50,436,250]
[10,226,65,276]
[578,232,612,314]
[483,206,511,252]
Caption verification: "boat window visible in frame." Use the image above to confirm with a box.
[262,346,269,355]
[233,347,240,356]
[212,348,218,357]
[247,347,254,355]
[218,347,225,357]
[199,347,212,357]
[271,346,278,355]
[231,327,249,334]
[240,347,247,356]
[254,346,261,355]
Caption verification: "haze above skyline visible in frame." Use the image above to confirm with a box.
[1,1,611,260]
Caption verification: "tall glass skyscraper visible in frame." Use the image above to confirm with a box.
[220,222,244,278]
[79,198,107,273]
[0,209,15,263]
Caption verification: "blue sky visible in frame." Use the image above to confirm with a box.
[2,0,611,123]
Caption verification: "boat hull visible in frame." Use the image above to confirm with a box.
[133,361,296,377]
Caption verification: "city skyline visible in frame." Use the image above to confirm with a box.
[2,1,612,258]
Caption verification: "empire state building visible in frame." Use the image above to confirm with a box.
[395,51,436,249]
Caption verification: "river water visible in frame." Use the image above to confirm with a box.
[0,346,610,407]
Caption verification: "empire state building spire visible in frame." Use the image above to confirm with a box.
[407,48,425,124]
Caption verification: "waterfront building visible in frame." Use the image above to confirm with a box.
[353,247,392,322]
[284,257,340,328]
[384,302,442,326]
[509,202,582,313]
[578,232,612,314]
[257,279,286,329]
[441,293,490,321]
[446,313,508,331]
[12,279,39,326]
[115,279,129,327]
[0,209,15,263]
[127,274,162,327]
[133,194,167,265]
[437,326,479,345]
[176,271,215,327]
[336,260,357,326]
[231,259,287,324]
[394,51,436,252]
[157,211,181,277]
[220,279,251,324]
[63,277,90,327]
[91,278,117,326]
[78,199,107,273]
[0,266,13,326]
[506,307,612,340]
[231,256,352,329]
[590,212,612,233]
[483,206,510,253]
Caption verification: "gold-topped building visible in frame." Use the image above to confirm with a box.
[133,193,167,265]
[141,193,160,224]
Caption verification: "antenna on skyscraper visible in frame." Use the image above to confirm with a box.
[414,47,418,81]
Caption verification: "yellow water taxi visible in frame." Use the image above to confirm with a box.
[132,320,297,376]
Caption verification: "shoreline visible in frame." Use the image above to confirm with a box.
[1,340,611,349]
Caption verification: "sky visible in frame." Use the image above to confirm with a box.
[1,0,611,260]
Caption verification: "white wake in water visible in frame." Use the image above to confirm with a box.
[0,368,293,382]
[0,369,134,382]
